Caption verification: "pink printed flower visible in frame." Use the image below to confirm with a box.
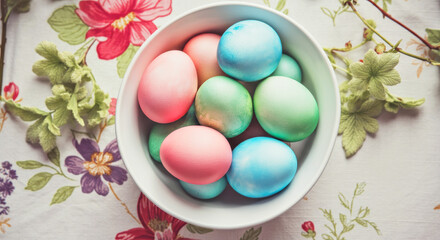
[301,221,315,233]
[76,0,172,60]
[109,98,117,115]
[116,194,196,240]
[3,83,19,101]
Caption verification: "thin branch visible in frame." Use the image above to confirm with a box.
[366,0,438,50]
[109,183,141,225]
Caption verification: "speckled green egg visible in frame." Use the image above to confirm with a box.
[195,76,253,138]
[148,105,197,162]
[254,76,319,142]
[271,54,302,82]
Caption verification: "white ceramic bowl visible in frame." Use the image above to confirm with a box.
[116,2,340,229]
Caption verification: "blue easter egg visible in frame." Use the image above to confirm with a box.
[226,137,297,198]
[217,20,282,82]
[180,177,227,199]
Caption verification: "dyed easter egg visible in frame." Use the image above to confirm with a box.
[138,50,197,123]
[160,126,232,185]
[183,33,225,87]
[195,76,253,138]
[254,76,319,142]
[148,105,198,163]
[271,54,302,82]
[217,20,282,82]
[180,177,227,199]
[227,137,297,198]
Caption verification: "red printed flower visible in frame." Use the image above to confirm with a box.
[3,82,19,101]
[76,0,172,60]
[115,194,196,240]
[302,221,315,233]
[109,98,117,115]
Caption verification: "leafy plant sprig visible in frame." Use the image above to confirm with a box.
[304,183,381,240]
[323,0,437,157]
[0,41,111,153]
[321,0,352,26]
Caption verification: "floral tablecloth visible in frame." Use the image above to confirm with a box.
[1,0,439,239]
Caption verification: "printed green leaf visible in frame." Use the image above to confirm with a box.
[1,98,48,121]
[366,220,382,235]
[358,206,370,219]
[354,182,366,196]
[25,172,53,191]
[47,147,60,167]
[48,5,88,45]
[16,160,44,169]
[263,0,270,7]
[275,0,286,11]
[349,50,400,100]
[345,224,355,232]
[339,213,347,227]
[322,234,335,240]
[240,227,262,240]
[338,193,350,210]
[339,99,383,157]
[320,208,335,224]
[283,9,289,15]
[355,218,368,227]
[426,28,440,46]
[185,224,213,234]
[117,45,139,78]
[51,186,76,205]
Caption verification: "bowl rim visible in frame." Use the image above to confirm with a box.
[116,1,341,229]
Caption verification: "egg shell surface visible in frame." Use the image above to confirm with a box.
[183,33,225,87]
[179,177,227,200]
[138,50,197,123]
[217,20,282,82]
[148,104,198,162]
[254,76,319,142]
[160,126,232,185]
[227,137,297,198]
[271,54,302,82]
[195,76,253,138]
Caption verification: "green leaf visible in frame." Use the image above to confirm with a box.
[117,45,139,78]
[32,42,71,85]
[240,227,262,240]
[25,172,53,191]
[79,85,110,127]
[366,220,382,235]
[338,193,350,210]
[51,186,76,205]
[346,224,355,232]
[339,99,383,157]
[47,147,60,167]
[46,91,72,127]
[1,98,48,121]
[39,116,58,152]
[26,117,45,144]
[263,0,270,7]
[355,218,368,227]
[107,116,115,126]
[48,5,88,45]
[185,224,213,234]
[364,19,377,41]
[283,9,289,15]
[44,115,61,136]
[16,160,44,169]
[385,92,425,113]
[67,93,85,126]
[339,213,347,226]
[275,0,286,11]
[322,234,335,240]
[9,0,32,13]
[384,102,399,113]
[349,50,400,99]
[354,182,366,196]
[426,28,440,46]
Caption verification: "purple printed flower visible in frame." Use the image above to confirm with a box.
[0,206,9,215]
[8,170,17,180]
[0,197,5,205]
[65,138,128,196]
[0,180,14,198]
[1,162,11,170]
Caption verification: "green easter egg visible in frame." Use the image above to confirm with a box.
[254,76,318,142]
[271,54,302,82]
[148,105,197,162]
[195,76,253,138]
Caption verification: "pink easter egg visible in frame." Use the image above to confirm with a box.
[183,33,225,87]
[160,126,232,185]
[138,50,197,123]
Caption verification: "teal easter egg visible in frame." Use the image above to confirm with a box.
[254,76,319,142]
[195,76,253,138]
[148,105,197,162]
[180,177,227,199]
[271,54,302,82]
[227,137,297,198]
[217,20,282,82]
